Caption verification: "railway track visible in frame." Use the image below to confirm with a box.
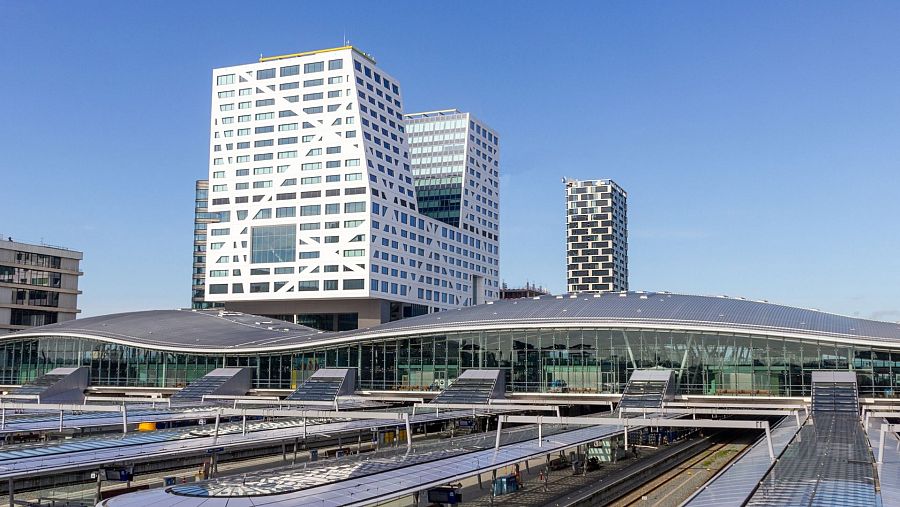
[612,435,747,507]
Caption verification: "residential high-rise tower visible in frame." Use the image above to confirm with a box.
[565,179,627,292]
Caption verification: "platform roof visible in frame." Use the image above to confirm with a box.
[5,292,900,353]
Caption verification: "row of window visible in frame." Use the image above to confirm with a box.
[209,277,363,295]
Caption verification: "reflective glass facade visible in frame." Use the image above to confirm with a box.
[2,327,900,398]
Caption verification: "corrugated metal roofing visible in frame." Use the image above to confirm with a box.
[5,292,900,352]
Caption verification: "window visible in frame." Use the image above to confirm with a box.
[299,251,319,259]
[220,103,234,111]
[300,205,321,216]
[325,203,340,214]
[254,166,272,175]
[253,180,272,188]
[298,280,318,291]
[326,146,341,154]
[279,123,298,131]
[211,228,230,236]
[217,74,235,85]
[303,92,323,101]
[277,165,289,173]
[254,208,271,219]
[345,173,362,181]
[343,279,364,290]
[236,182,249,190]
[346,130,356,138]
[274,267,294,274]
[304,78,323,87]
[345,159,360,166]
[256,98,275,107]
[221,117,234,124]
[303,106,323,114]
[280,81,299,90]
[213,171,225,178]
[256,112,274,120]
[302,135,314,142]
[324,280,338,290]
[301,176,321,184]
[239,88,252,95]
[278,137,297,145]
[237,128,250,136]
[209,270,228,277]
[254,153,273,161]
[281,178,297,186]
[280,65,299,77]
[304,61,324,73]
[344,202,366,213]
[343,249,365,257]
[301,162,321,171]
[325,174,340,182]
[326,160,340,168]
[344,187,365,195]
[209,284,228,294]
[251,224,295,263]
[278,151,297,159]
[250,282,270,292]
[327,90,342,98]
[218,90,234,98]
[279,110,297,118]
[307,148,322,156]
[236,169,249,176]
[254,139,273,147]
[276,206,296,218]
[212,184,227,191]
[328,76,343,84]
[344,220,363,227]
[255,126,274,134]
[256,68,275,80]
[327,104,340,112]
[299,222,320,230]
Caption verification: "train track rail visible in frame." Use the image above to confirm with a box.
[613,435,747,507]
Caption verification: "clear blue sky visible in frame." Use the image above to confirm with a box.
[2,1,898,320]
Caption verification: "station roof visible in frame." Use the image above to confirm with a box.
[5,292,900,353]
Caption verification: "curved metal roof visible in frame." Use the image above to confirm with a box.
[5,292,900,353]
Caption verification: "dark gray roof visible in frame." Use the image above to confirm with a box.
[6,293,900,352]
[10,309,327,350]
[343,292,900,344]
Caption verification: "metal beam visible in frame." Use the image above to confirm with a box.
[501,415,776,460]
[877,423,900,463]
[219,407,410,421]
[623,407,799,417]
[417,403,557,412]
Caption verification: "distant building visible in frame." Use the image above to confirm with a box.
[500,283,550,300]
[191,180,223,309]
[565,179,628,292]
[0,239,83,333]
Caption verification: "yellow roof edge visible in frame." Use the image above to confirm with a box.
[259,45,376,64]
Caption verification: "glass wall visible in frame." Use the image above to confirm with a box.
[2,328,900,398]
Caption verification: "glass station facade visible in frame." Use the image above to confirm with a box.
[1,327,899,398]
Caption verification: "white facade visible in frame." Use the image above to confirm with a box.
[204,47,499,324]
[405,109,500,302]
[565,179,628,293]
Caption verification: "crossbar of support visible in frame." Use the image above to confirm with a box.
[501,415,775,460]
[221,407,410,421]
[418,403,558,412]
[624,407,797,416]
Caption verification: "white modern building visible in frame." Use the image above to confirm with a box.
[565,179,628,293]
[204,46,499,330]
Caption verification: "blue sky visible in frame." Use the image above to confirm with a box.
[1,1,898,320]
